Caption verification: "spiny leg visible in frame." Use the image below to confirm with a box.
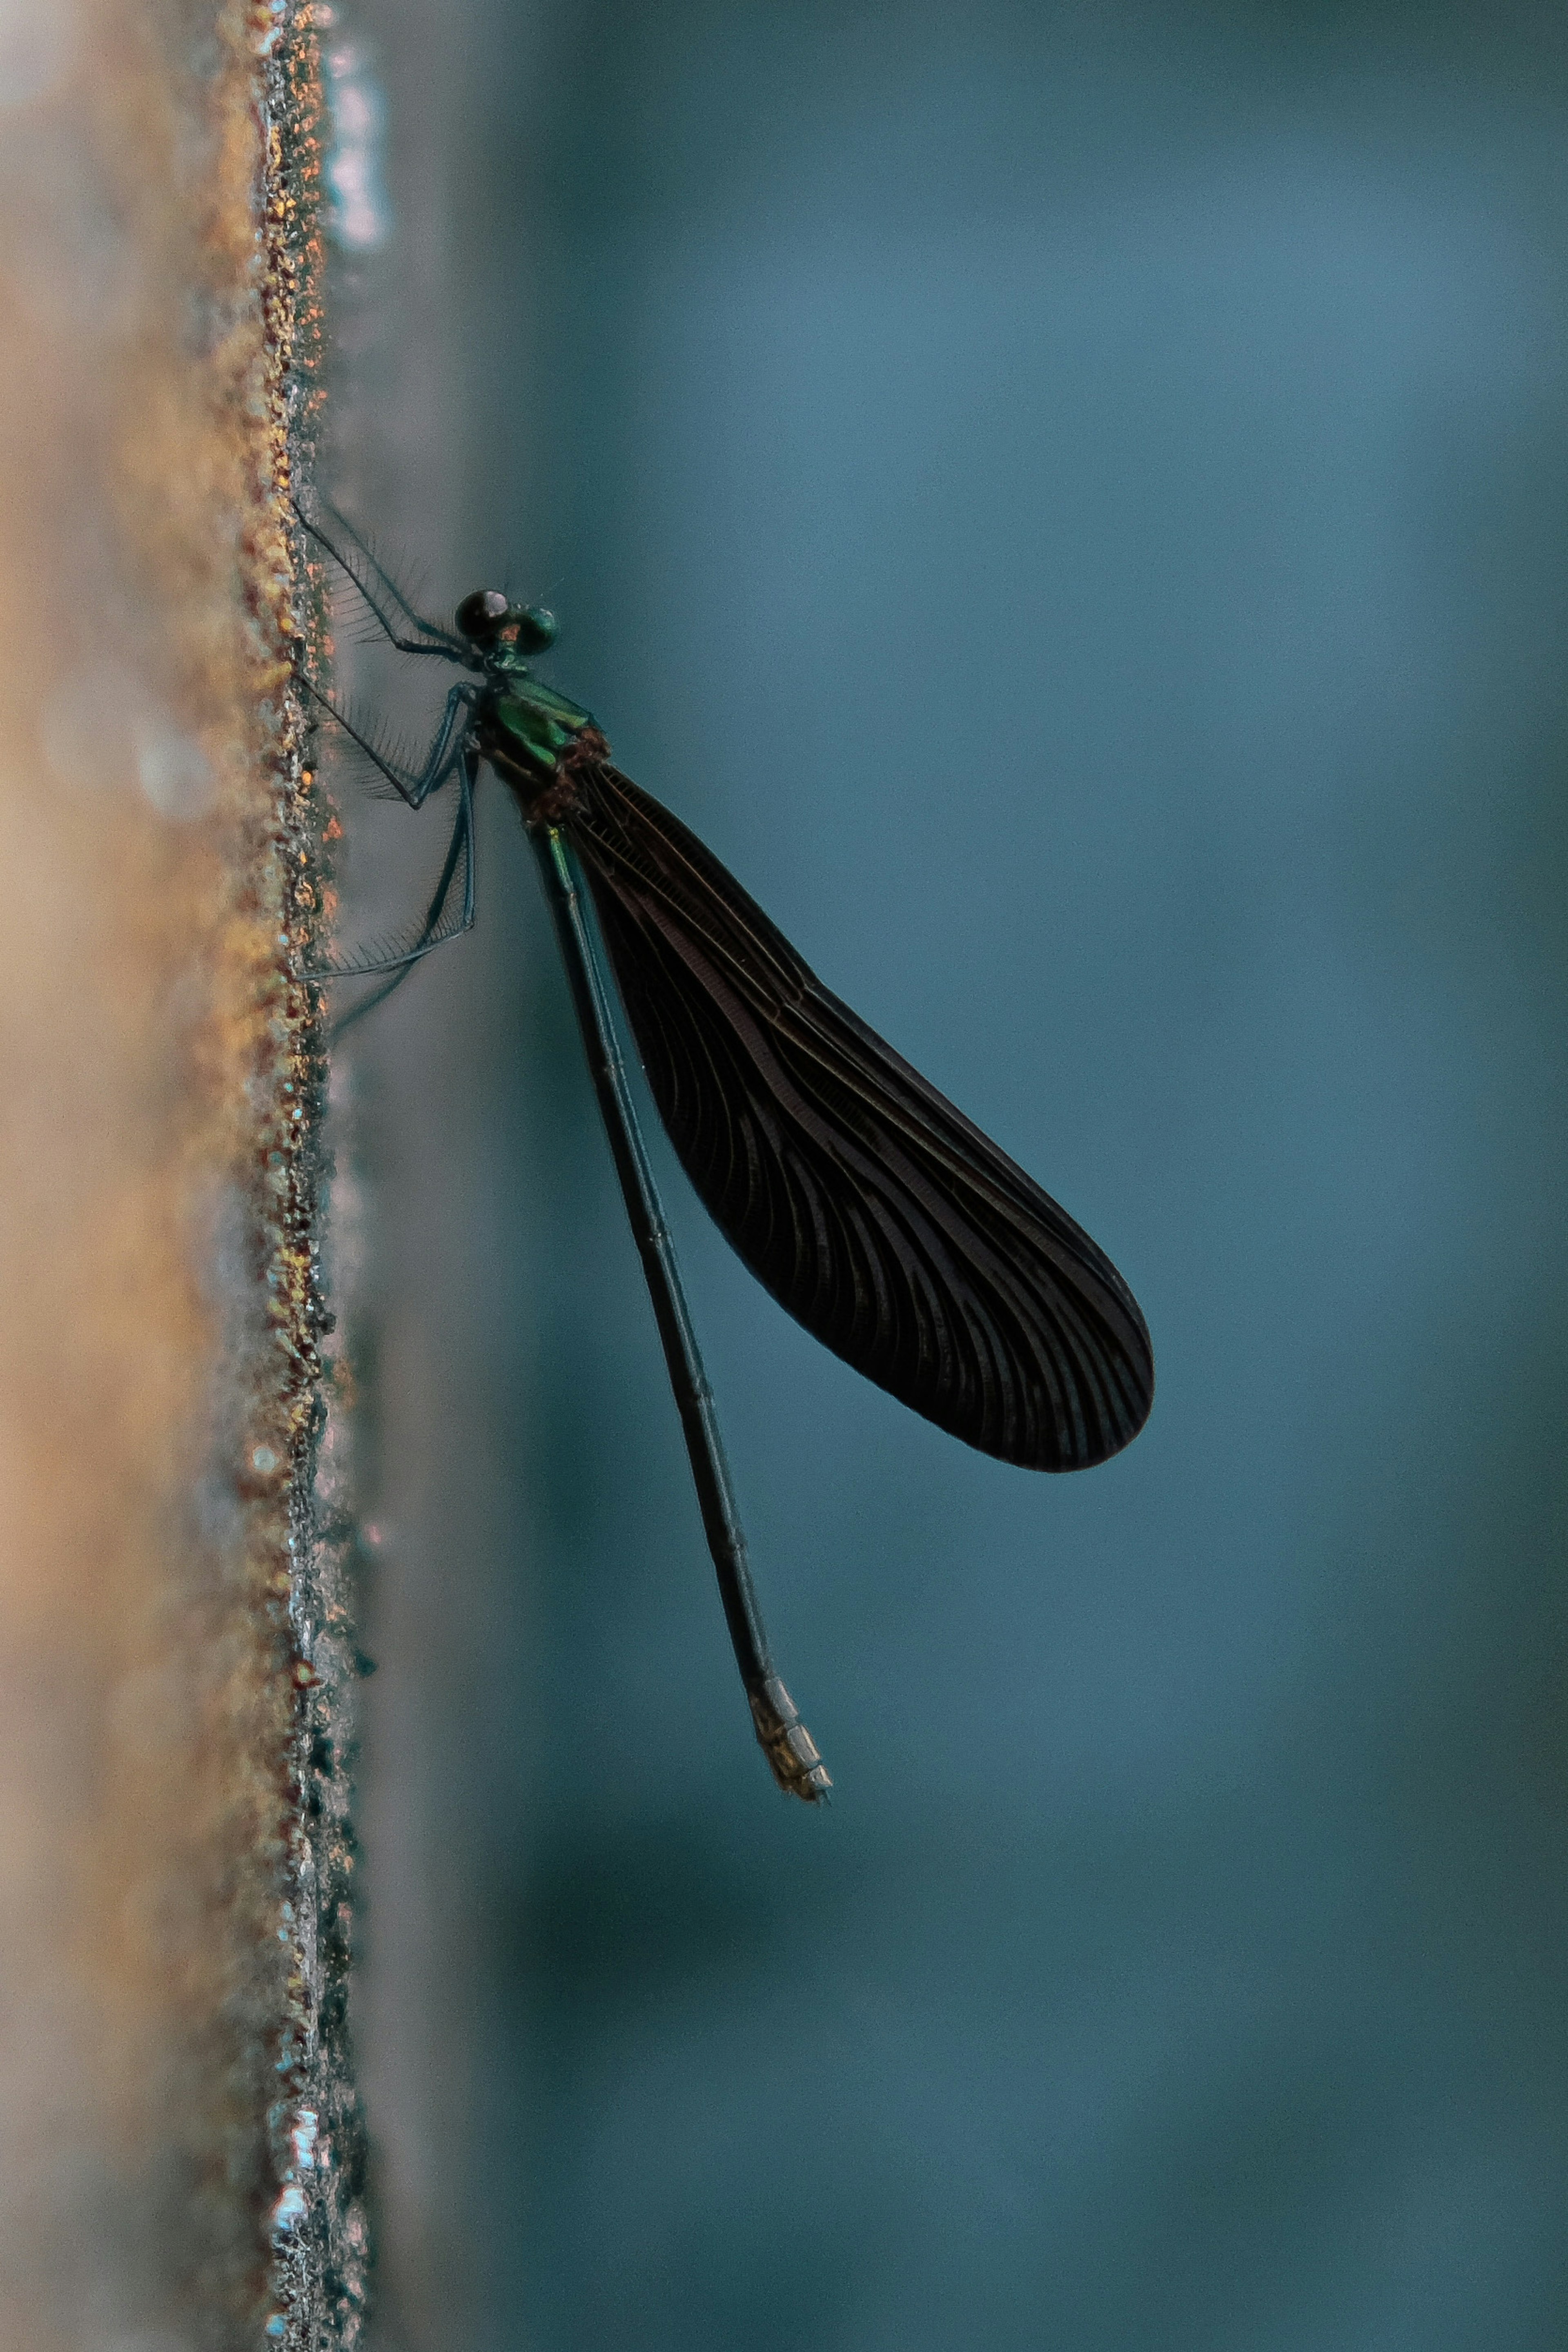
[295,549,481,1012]
[310,753,478,1026]
[294,493,468,660]
[302,675,477,808]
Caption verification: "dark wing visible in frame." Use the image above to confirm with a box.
[563,757,1153,1470]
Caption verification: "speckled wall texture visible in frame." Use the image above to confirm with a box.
[0,4,347,2347]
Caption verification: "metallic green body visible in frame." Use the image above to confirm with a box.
[491,669,595,771]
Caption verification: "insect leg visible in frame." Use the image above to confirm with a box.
[308,752,478,1020]
[294,493,468,660]
[530,824,831,1803]
[302,676,477,807]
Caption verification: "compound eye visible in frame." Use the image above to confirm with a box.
[515,605,558,653]
[454,588,510,642]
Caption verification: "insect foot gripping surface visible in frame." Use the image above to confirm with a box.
[751,1676,833,1801]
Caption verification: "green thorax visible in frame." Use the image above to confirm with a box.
[490,669,596,772]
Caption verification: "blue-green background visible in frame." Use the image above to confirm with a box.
[336,5,1568,2346]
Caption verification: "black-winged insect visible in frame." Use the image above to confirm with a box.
[297,498,1153,1800]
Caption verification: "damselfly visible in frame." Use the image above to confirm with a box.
[297,498,1154,1800]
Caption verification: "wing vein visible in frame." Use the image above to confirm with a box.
[561,758,1153,1471]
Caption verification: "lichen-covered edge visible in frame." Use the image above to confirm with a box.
[244,4,371,2343]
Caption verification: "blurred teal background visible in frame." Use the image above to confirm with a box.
[329,5,1568,2346]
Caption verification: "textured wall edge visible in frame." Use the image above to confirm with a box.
[250,5,373,2344]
